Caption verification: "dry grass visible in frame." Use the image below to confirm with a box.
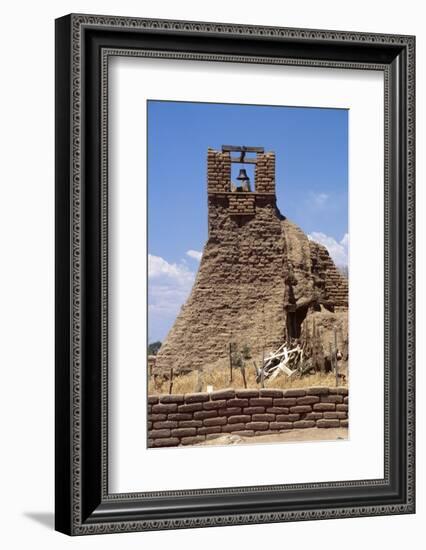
[148,363,348,396]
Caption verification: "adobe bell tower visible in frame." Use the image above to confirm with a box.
[207,145,276,233]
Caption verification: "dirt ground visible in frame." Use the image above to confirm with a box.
[193,427,348,447]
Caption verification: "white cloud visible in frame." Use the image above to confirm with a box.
[308,232,349,267]
[186,249,203,261]
[310,192,329,208]
[148,284,192,314]
[148,254,194,284]
[148,254,196,340]
[340,233,349,249]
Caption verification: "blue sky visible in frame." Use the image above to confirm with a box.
[147,100,348,342]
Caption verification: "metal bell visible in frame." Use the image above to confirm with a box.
[236,168,249,182]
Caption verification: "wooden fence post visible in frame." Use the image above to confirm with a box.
[334,327,338,387]
[169,367,174,394]
[229,342,233,383]
[312,318,317,371]
[241,364,247,389]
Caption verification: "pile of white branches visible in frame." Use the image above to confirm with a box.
[255,342,304,384]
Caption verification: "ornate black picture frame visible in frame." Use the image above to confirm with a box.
[55,13,415,535]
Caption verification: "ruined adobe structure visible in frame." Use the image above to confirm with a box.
[155,146,348,374]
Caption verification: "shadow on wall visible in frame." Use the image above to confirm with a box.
[23,512,54,530]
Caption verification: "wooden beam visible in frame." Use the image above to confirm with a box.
[222,145,264,153]
[230,157,257,164]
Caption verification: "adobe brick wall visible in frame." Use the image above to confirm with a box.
[147,387,348,448]
[228,193,256,215]
[207,149,231,193]
[255,152,275,193]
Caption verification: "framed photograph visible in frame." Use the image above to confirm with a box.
[55,14,415,535]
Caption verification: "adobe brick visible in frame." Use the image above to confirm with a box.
[219,407,242,417]
[270,421,293,430]
[171,427,197,437]
[152,403,178,414]
[227,398,249,408]
[290,405,312,414]
[306,387,329,396]
[178,403,203,413]
[168,413,192,421]
[235,389,259,398]
[305,412,323,420]
[197,426,221,435]
[184,392,210,403]
[259,389,283,398]
[266,407,289,414]
[150,413,167,422]
[153,420,178,429]
[297,396,320,405]
[273,398,297,407]
[224,423,246,432]
[228,415,251,424]
[313,403,335,412]
[329,387,348,395]
[277,413,300,422]
[204,399,226,410]
[283,389,306,397]
[293,420,316,429]
[149,428,171,438]
[178,420,203,428]
[243,406,265,414]
[203,416,227,427]
[246,422,269,431]
[151,437,180,447]
[321,395,343,404]
[252,413,275,422]
[211,389,235,400]
[180,435,206,446]
[148,395,159,404]
[159,394,185,403]
[194,410,218,420]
